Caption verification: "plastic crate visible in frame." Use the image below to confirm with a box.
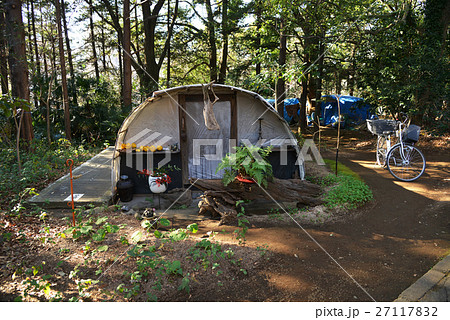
[366,119,398,136]
[402,124,420,143]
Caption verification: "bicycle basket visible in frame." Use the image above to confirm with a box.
[402,124,420,143]
[366,119,397,135]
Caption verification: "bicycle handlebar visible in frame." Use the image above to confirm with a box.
[396,112,409,125]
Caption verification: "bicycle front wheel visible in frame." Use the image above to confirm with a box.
[386,144,426,181]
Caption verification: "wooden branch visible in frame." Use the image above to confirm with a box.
[202,82,220,130]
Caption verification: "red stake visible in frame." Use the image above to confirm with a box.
[66,159,75,226]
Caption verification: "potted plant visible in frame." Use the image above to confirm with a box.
[215,145,273,188]
[138,164,180,193]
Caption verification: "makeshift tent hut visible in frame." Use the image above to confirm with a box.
[319,95,376,127]
[266,98,302,125]
[112,84,304,195]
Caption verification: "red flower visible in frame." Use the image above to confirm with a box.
[138,169,151,176]
[155,174,172,186]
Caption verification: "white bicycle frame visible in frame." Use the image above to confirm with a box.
[384,120,411,167]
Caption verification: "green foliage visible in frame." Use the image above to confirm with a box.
[321,174,373,210]
[234,200,250,245]
[216,145,273,188]
[0,139,99,210]
[323,159,362,181]
[313,159,373,209]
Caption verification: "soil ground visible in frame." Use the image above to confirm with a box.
[0,129,449,302]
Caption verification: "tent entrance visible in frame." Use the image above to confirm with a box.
[186,100,231,179]
[179,94,237,183]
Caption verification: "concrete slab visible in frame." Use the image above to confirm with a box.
[27,147,114,208]
[395,254,450,302]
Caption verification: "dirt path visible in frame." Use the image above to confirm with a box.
[1,133,448,302]
[214,145,450,302]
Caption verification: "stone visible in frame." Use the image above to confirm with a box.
[83,206,104,215]
[132,201,154,211]
[123,209,135,216]
[161,188,192,207]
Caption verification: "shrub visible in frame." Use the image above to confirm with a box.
[323,174,373,209]
[0,139,99,210]
[320,159,373,209]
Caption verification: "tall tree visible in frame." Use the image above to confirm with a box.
[55,0,71,140]
[416,0,449,125]
[123,0,131,107]
[61,0,77,104]
[30,0,40,78]
[88,0,100,81]
[204,0,218,82]
[218,0,228,84]
[275,19,287,117]
[166,0,171,86]
[4,0,34,143]
[0,5,8,94]
[140,0,179,91]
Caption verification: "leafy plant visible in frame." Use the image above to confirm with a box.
[215,145,273,188]
[234,200,250,245]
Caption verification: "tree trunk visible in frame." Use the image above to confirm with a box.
[26,1,37,110]
[218,0,228,84]
[61,0,77,105]
[101,26,106,71]
[30,1,40,78]
[276,20,287,117]
[314,39,325,129]
[5,0,34,143]
[88,0,100,82]
[55,0,71,141]
[123,0,132,108]
[140,0,178,92]
[255,1,261,75]
[166,0,170,87]
[40,3,48,81]
[0,6,9,94]
[299,76,308,132]
[135,4,140,62]
[204,0,217,82]
[115,0,123,102]
[50,35,58,109]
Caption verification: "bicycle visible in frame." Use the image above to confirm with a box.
[367,115,426,182]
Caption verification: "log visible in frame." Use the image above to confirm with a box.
[198,192,237,225]
[191,178,322,203]
[192,178,323,224]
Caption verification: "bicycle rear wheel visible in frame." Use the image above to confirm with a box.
[386,144,426,181]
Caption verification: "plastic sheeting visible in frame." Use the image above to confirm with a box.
[320,95,377,127]
[124,96,180,147]
[266,98,300,124]
[185,100,231,179]
[237,94,295,148]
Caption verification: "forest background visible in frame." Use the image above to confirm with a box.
[0,0,448,162]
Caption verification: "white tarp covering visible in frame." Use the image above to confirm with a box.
[124,96,179,147]
[237,93,296,147]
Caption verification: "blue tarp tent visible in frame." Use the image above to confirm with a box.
[320,95,376,127]
[266,98,300,123]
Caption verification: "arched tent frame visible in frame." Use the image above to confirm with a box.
[111,84,305,194]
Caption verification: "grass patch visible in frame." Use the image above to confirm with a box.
[323,158,361,181]
[319,159,373,209]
